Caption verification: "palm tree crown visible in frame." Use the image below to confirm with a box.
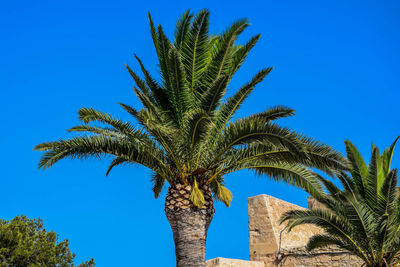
[281,136,400,267]
[35,9,346,208]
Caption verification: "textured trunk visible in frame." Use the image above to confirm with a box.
[165,183,215,267]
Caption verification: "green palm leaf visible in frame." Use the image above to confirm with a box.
[281,137,400,266]
[36,10,347,216]
[174,10,193,51]
[181,9,210,96]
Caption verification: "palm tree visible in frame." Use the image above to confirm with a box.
[281,136,400,267]
[35,10,347,267]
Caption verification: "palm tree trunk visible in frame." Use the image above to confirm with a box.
[165,183,215,267]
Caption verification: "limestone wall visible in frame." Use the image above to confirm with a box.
[206,257,264,267]
[262,249,361,267]
[207,194,362,267]
[248,194,362,266]
[248,194,323,254]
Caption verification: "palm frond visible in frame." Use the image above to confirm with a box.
[307,234,349,251]
[151,172,167,198]
[297,135,348,176]
[167,47,192,123]
[35,135,170,179]
[229,34,261,76]
[190,179,205,208]
[181,9,210,96]
[180,109,211,168]
[210,68,273,142]
[198,75,229,115]
[345,140,368,196]
[148,12,160,55]
[215,182,233,207]
[381,136,399,177]
[118,102,139,118]
[77,108,139,138]
[156,25,174,93]
[106,157,130,176]
[174,10,193,51]
[134,54,162,95]
[208,122,303,168]
[67,125,126,138]
[125,64,153,101]
[306,234,368,263]
[202,18,249,85]
[246,105,295,123]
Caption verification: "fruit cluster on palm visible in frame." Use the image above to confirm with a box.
[35,9,347,267]
[281,137,400,267]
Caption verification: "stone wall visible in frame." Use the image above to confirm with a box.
[206,257,263,267]
[207,194,362,267]
[248,195,324,255]
[262,248,361,267]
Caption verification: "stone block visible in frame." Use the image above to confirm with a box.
[206,257,264,267]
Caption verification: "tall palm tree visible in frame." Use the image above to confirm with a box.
[281,136,400,267]
[35,10,347,267]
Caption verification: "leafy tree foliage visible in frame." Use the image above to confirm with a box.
[281,136,400,267]
[0,215,95,267]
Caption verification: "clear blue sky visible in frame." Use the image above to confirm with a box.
[1,0,399,266]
